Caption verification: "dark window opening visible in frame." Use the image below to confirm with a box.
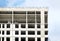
[45,24,48,28]
[14,11,26,14]
[15,24,19,28]
[37,24,40,28]
[36,15,41,23]
[15,37,19,41]
[0,31,1,34]
[0,11,12,14]
[0,37,1,41]
[36,11,41,14]
[7,24,10,28]
[45,15,48,23]
[6,31,10,35]
[21,37,25,41]
[45,37,48,41]
[27,11,35,14]
[0,24,1,28]
[21,24,25,28]
[28,37,35,41]
[21,31,26,35]
[37,31,41,35]
[2,24,4,28]
[2,31,4,35]
[45,11,48,14]
[28,31,35,35]
[28,24,35,28]
[37,38,41,41]
[45,31,48,35]
[6,37,10,41]
[15,31,19,35]
[2,37,4,41]
[27,15,35,23]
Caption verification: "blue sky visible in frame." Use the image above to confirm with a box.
[0,0,60,41]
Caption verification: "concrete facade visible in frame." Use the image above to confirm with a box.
[0,8,48,41]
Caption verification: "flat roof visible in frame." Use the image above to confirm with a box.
[0,7,48,11]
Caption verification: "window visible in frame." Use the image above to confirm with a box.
[28,31,35,35]
[37,38,41,41]
[6,31,10,35]
[0,24,1,28]
[45,31,48,35]
[0,37,1,41]
[15,37,19,41]
[6,37,10,41]
[2,31,4,35]
[36,15,41,23]
[2,24,4,28]
[21,37,26,41]
[21,24,26,28]
[36,11,41,14]
[37,31,41,35]
[44,11,48,14]
[14,11,26,14]
[14,14,26,23]
[0,11,12,14]
[15,24,19,28]
[7,24,10,28]
[28,37,35,41]
[27,11,35,14]
[15,31,19,35]
[28,24,35,28]
[45,24,48,28]
[45,37,48,41]
[0,31,1,34]
[21,31,26,35]
[2,37,4,41]
[27,14,35,23]
[37,24,40,28]
[45,15,48,23]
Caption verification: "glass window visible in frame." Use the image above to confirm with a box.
[45,31,48,35]
[6,37,10,41]
[21,24,26,28]
[15,31,19,35]
[21,37,26,41]
[2,31,4,35]
[14,11,26,14]
[36,11,41,14]
[15,24,19,28]
[28,37,35,41]
[27,11,35,14]
[44,11,48,14]
[0,24,1,28]
[0,11,12,14]
[36,15,41,23]
[37,24,40,28]
[37,31,41,35]
[2,24,4,28]
[45,24,48,28]
[27,14,35,23]
[15,37,19,41]
[45,37,48,41]
[6,31,10,35]
[7,24,10,28]
[28,31,35,35]
[21,31,26,35]
[37,38,41,41]
[45,15,48,23]
[2,37,4,41]
[0,31,1,34]
[28,24,35,28]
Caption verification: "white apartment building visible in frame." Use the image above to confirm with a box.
[0,8,48,41]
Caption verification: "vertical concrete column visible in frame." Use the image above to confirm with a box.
[41,9,45,41]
